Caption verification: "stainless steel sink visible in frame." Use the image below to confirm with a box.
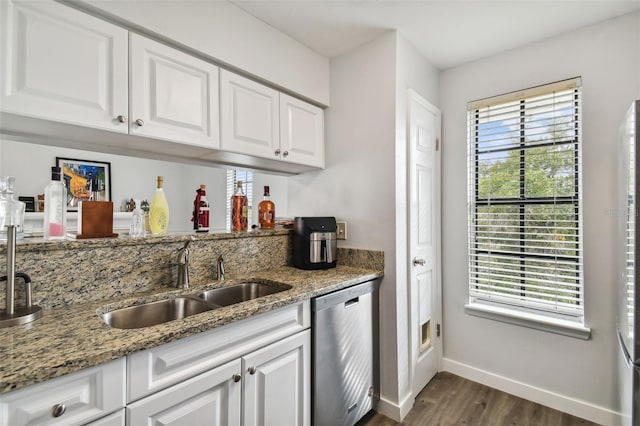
[100,297,214,329]
[196,282,291,307]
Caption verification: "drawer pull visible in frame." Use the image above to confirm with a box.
[51,403,66,418]
[232,374,241,383]
[248,366,256,375]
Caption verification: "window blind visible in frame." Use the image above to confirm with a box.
[226,169,253,230]
[467,78,584,320]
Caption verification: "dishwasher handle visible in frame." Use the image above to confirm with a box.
[345,297,359,308]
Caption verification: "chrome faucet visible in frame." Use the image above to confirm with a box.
[175,237,194,289]
[217,254,225,282]
[0,225,42,328]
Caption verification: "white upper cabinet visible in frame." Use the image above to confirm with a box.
[130,34,220,149]
[220,69,280,159]
[280,94,325,169]
[220,70,325,169]
[0,0,128,132]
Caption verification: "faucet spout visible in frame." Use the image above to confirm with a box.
[5,225,16,315]
[217,255,225,282]
[175,237,194,289]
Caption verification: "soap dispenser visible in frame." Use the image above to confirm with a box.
[0,177,26,240]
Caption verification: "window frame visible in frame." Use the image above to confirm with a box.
[466,78,589,338]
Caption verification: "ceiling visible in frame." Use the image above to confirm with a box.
[231,0,640,70]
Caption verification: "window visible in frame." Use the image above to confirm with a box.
[226,169,253,230]
[467,78,584,324]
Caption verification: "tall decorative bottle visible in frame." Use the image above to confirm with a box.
[149,176,169,236]
[258,185,275,229]
[231,180,248,231]
[43,166,67,240]
[192,184,210,233]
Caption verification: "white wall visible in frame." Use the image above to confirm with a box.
[440,11,640,423]
[287,31,440,421]
[0,138,288,232]
[75,0,330,106]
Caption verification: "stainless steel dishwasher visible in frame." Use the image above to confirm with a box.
[312,279,378,426]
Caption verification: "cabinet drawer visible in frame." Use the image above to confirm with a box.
[0,358,125,426]
[128,301,310,402]
[86,409,125,426]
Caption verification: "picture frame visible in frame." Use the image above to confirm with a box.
[56,157,112,211]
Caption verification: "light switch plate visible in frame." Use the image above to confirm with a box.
[336,221,347,240]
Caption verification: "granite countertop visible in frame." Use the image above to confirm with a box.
[0,265,382,394]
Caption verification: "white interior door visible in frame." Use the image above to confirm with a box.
[408,90,441,397]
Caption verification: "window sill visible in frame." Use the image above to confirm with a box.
[465,302,591,340]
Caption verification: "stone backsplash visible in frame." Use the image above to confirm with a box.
[0,230,383,309]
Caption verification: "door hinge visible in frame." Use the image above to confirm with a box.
[436,138,440,151]
[436,323,441,337]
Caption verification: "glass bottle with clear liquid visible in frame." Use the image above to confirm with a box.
[43,167,67,240]
[0,176,26,240]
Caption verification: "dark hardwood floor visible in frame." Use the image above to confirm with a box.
[357,372,599,426]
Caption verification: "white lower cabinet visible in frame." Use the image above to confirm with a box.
[86,409,125,426]
[243,330,310,426]
[0,358,125,426]
[126,359,242,426]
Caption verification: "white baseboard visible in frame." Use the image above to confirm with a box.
[442,358,621,426]
[375,392,415,422]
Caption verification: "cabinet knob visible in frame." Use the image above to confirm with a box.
[135,118,145,127]
[116,115,127,123]
[51,403,66,418]
[274,149,281,156]
[283,151,289,158]
[232,374,241,383]
[248,366,256,375]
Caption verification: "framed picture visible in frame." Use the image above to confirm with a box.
[56,157,111,211]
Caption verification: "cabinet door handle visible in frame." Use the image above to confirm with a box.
[135,118,145,127]
[51,403,66,418]
[248,366,256,375]
[283,151,289,157]
[274,149,281,156]
[232,374,241,382]
[116,115,127,123]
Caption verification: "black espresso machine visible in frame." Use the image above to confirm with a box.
[293,217,337,270]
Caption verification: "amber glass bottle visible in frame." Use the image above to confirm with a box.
[231,181,248,231]
[258,185,275,229]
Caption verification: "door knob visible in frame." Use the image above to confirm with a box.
[283,151,289,157]
[275,149,281,156]
[248,366,256,375]
[232,374,241,382]
[413,257,426,266]
[116,115,127,123]
[135,118,145,127]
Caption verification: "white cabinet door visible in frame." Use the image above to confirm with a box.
[220,70,280,159]
[243,330,310,426]
[0,0,128,132]
[130,34,220,149]
[0,358,125,426]
[86,409,125,426]
[279,94,324,168]
[126,359,241,426]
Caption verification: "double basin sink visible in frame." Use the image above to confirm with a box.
[100,281,291,329]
